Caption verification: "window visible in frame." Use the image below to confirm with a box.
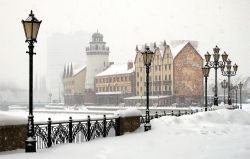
[155,76,157,81]
[125,76,127,81]
[137,72,139,77]
[113,77,116,82]
[167,54,169,58]
[155,66,157,71]
[121,76,123,82]
[159,65,161,71]
[117,77,119,82]
[140,67,142,72]
[137,82,139,86]
[159,76,161,81]
[140,77,142,82]
[165,75,167,80]
[169,64,171,70]
[169,74,171,80]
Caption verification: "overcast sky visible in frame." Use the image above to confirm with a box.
[0,0,250,88]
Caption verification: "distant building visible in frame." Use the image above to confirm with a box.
[173,42,203,105]
[63,63,86,105]
[95,62,135,105]
[84,31,112,104]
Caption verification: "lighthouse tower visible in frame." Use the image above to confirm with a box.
[85,31,110,90]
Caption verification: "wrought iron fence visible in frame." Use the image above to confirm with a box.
[34,115,119,149]
[34,108,202,149]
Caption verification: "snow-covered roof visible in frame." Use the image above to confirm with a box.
[96,63,134,77]
[73,65,86,76]
[124,95,171,100]
[137,40,195,58]
[170,42,188,57]
[96,91,122,95]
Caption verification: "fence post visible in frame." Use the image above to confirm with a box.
[178,110,181,117]
[47,118,52,148]
[171,110,174,116]
[185,110,187,115]
[155,112,158,118]
[68,116,73,143]
[115,117,121,136]
[87,115,91,141]
[103,115,107,137]
[191,109,193,114]
[163,111,166,116]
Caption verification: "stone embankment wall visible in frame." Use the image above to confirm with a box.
[0,124,27,151]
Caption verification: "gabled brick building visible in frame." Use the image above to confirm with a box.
[173,42,203,105]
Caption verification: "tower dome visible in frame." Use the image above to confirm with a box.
[92,31,103,42]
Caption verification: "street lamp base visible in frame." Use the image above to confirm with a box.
[144,123,151,131]
[25,137,36,152]
[214,97,218,106]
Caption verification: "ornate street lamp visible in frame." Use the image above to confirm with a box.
[221,79,228,104]
[205,46,228,106]
[221,59,238,105]
[238,82,243,109]
[140,45,155,131]
[202,65,210,111]
[22,10,42,152]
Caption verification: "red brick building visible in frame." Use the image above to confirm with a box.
[173,42,203,106]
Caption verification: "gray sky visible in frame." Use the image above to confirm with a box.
[0,0,250,88]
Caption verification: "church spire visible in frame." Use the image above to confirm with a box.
[163,40,167,46]
[70,63,73,77]
[135,45,138,52]
[63,66,66,79]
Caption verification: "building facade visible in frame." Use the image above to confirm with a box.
[95,62,135,105]
[173,42,203,105]
[134,41,174,106]
[63,63,86,105]
[134,41,202,106]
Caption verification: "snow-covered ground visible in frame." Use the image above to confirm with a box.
[0,110,104,126]
[0,104,250,158]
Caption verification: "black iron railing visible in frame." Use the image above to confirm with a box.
[34,115,119,149]
[34,109,203,149]
[140,109,200,124]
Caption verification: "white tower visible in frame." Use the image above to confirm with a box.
[85,31,110,89]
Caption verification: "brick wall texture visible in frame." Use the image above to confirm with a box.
[174,43,203,98]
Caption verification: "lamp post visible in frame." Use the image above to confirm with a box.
[204,46,228,106]
[234,85,238,109]
[202,65,210,111]
[221,79,228,104]
[22,10,42,152]
[140,45,155,131]
[238,82,243,109]
[221,59,238,105]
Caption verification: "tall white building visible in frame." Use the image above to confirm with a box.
[85,31,110,90]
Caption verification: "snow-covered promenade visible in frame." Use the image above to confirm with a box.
[0,105,250,159]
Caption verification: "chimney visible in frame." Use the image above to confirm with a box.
[127,61,133,70]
